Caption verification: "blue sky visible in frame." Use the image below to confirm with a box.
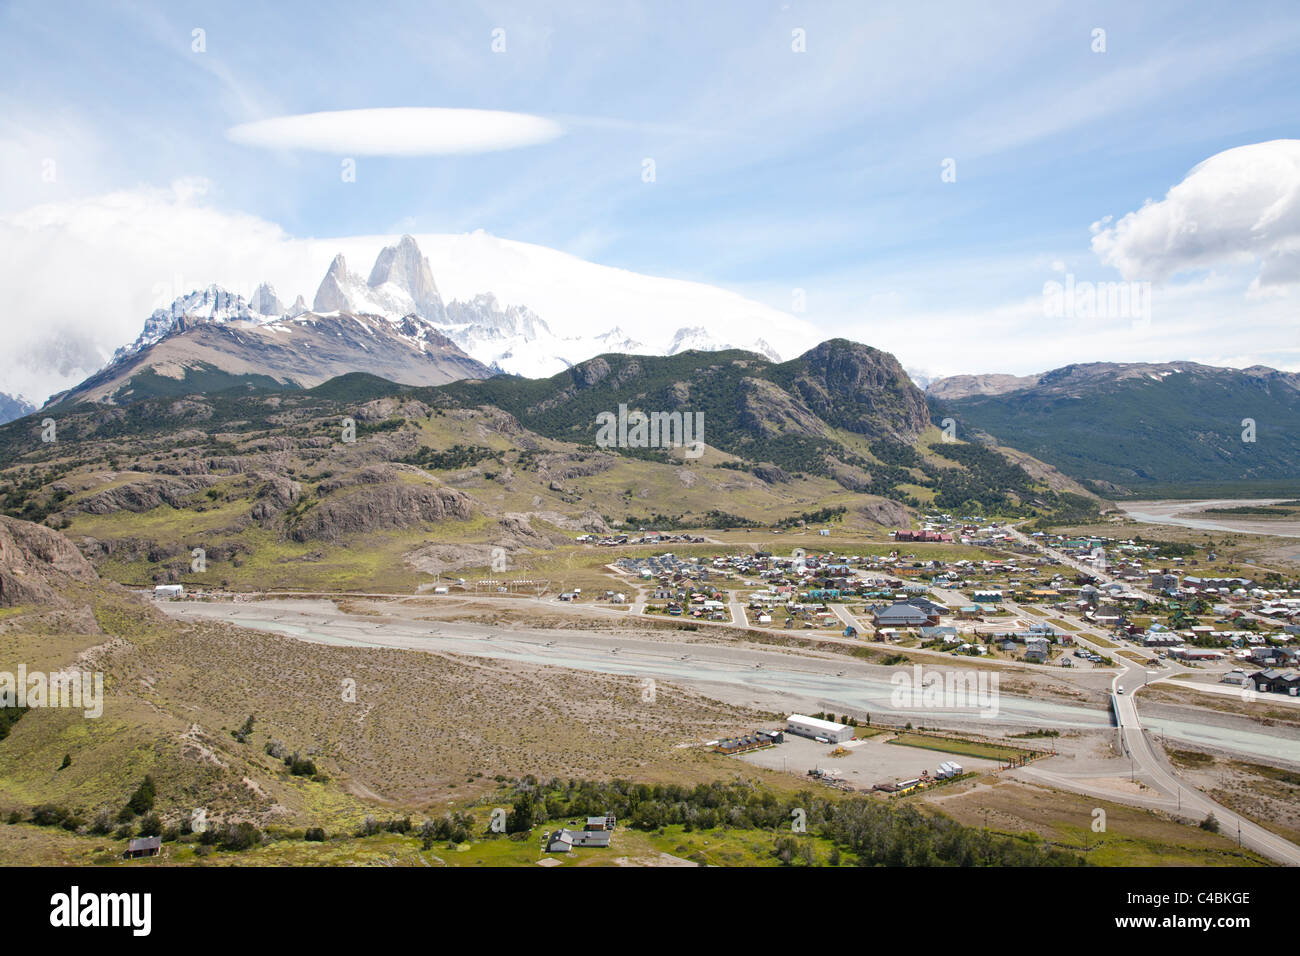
[2,0,1299,400]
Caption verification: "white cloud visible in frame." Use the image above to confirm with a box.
[1090,139,1300,288]
[226,107,564,156]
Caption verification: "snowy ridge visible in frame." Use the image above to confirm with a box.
[110,234,797,378]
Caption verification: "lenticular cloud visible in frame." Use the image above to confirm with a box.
[227,107,564,156]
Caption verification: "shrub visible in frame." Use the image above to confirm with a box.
[217,822,262,851]
[232,714,255,744]
[30,804,69,827]
[285,752,317,776]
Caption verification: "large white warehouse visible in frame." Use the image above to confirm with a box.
[786,714,853,743]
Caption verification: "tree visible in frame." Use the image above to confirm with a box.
[1200,813,1220,833]
[506,792,540,834]
[126,775,156,816]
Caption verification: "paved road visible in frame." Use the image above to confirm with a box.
[1112,658,1300,865]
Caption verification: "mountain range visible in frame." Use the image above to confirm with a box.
[13,228,1300,495]
[0,393,35,426]
[58,234,785,408]
[0,338,1099,591]
[928,362,1300,490]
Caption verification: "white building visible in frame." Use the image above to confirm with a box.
[153,584,183,599]
[786,713,853,743]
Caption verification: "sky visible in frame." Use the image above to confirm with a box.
[1,0,1299,403]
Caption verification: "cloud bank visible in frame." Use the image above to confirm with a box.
[1091,139,1300,289]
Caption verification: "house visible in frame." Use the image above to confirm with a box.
[972,590,1002,604]
[715,733,771,754]
[871,603,936,628]
[585,814,616,831]
[1143,632,1182,648]
[545,828,612,852]
[1249,645,1299,666]
[919,625,958,641]
[1250,670,1300,695]
[124,836,162,859]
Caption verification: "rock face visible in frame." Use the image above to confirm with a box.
[312,254,366,314]
[783,339,931,440]
[0,515,99,606]
[368,234,446,322]
[249,283,285,317]
[76,476,218,514]
[735,377,827,438]
[288,482,474,543]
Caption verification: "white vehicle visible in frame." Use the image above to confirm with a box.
[1116,685,1125,695]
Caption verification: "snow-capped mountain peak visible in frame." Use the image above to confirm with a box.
[249,282,285,317]
[107,234,795,385]
[114,284,267,361]
[367,234,445,322]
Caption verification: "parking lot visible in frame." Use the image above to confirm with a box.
[732,732,1001,790]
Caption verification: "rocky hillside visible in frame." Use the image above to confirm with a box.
[47,311,493,408]
[0,338,1099,592]
[0,514,98,605]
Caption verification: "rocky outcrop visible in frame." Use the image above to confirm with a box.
[859,498,909,527]
[288,482,474,543]
[76,475,218,514]
[735,377,826,439]
[249,473,302,522]
[0,516,99,606]
[785,339,930,440]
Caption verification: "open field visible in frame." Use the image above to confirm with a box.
[927,778,1268,866]
[887,732,1037,763]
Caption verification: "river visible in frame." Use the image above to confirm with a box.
[1120,499,1300,539]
